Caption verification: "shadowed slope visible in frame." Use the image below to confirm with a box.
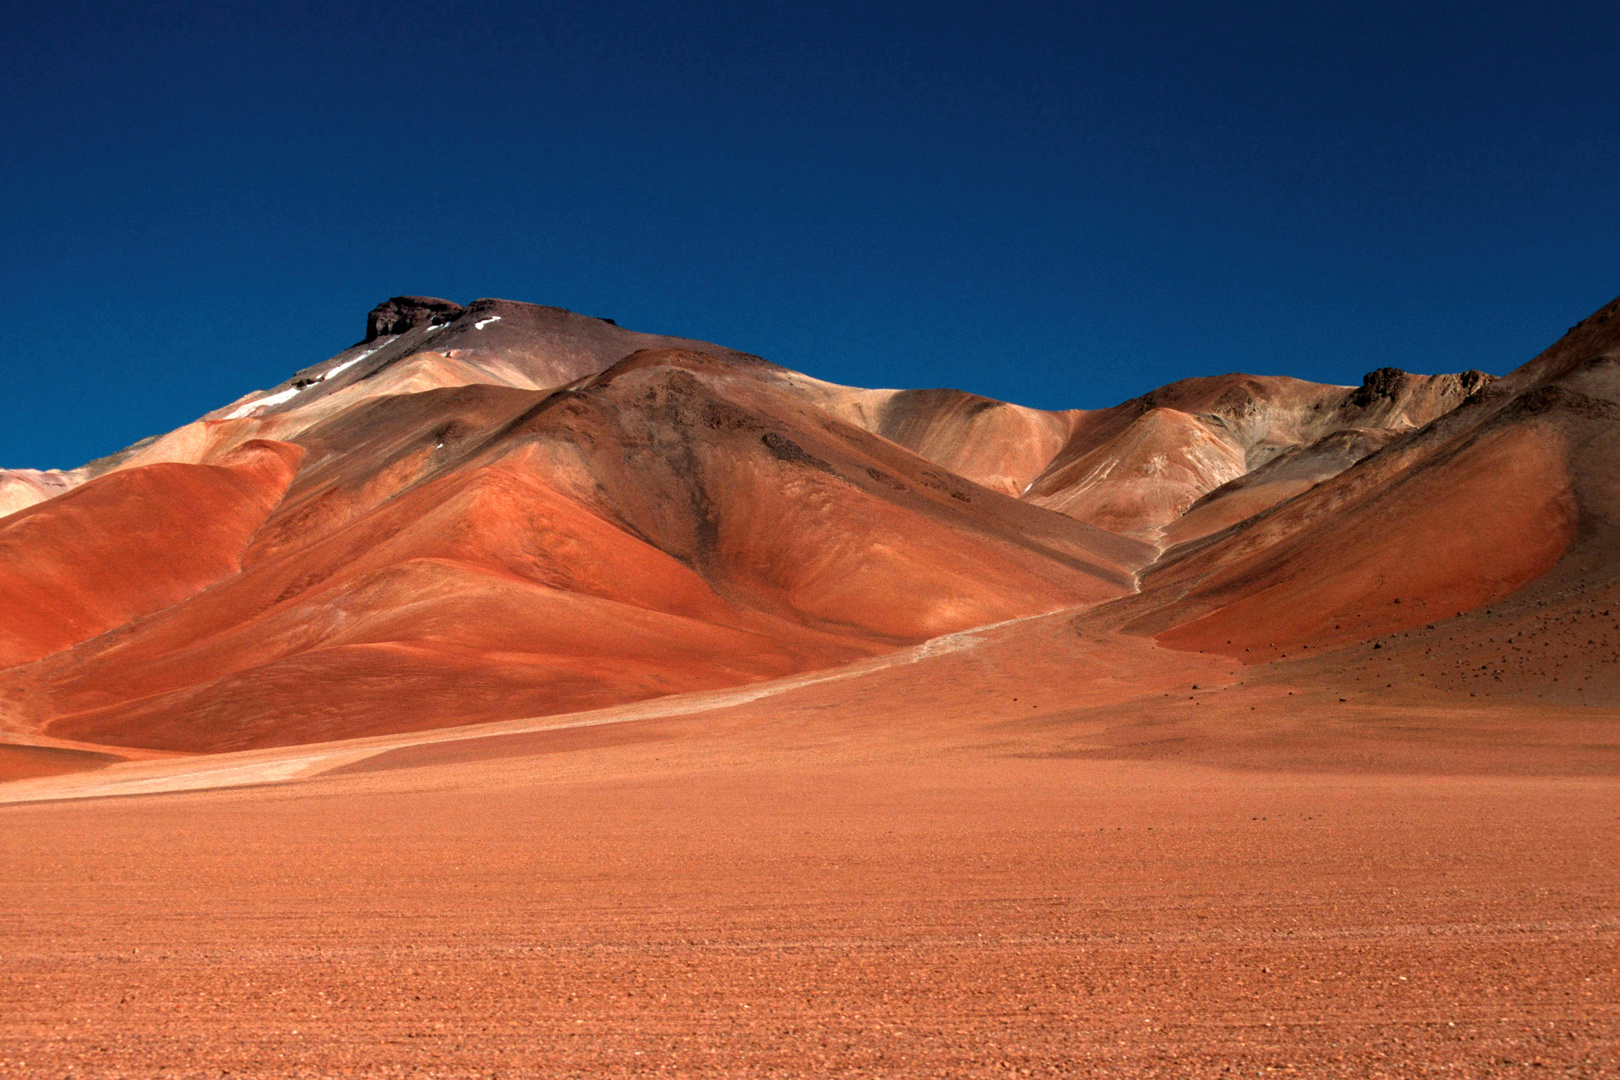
[512,350,1148,636]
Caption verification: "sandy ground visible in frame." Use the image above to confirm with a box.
[1,613,1617,1078]
[1,754,1615,1078]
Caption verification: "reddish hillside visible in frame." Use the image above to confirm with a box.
[2,291,1615,756]
[1109,297,1620,701]
[2,294,1616,1080]
[0,335,1145,752]
[0,440,302,668]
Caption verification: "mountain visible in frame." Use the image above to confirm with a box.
[1,292,1615,761]
[1117,296,1620,705]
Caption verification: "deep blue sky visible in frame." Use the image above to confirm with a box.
[3,1,1617,468]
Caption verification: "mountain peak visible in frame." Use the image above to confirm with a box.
[364,296,466,342]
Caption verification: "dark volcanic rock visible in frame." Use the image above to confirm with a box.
[365,297,467,342]
[1347,367,1409,408]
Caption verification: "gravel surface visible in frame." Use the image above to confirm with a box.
[1,749,1615,1078]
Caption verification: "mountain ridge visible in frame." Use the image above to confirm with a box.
[2,291,1613,755]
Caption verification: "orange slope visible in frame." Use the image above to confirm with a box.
[1119,306,1620,661]
[497,351,1149,637]
[4,351,1148,752]
[1141,417,1576,658]
[0,440,302,668]
[6,289,1602,759]
[1021,371,1490,540]
[44,558,874,752]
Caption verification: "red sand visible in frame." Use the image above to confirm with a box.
[0,742,122,781]
[0,607,1616,1076]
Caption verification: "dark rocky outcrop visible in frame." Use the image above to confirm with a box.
[1346,367,1409,408]
[365,297,466,342]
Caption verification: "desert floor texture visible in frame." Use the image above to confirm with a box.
[1,611,1615,1078]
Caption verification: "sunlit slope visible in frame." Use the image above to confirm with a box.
[1114,296,1620,684]
[3,347,1145,752]
[3,291,1615,754]
[784,365,1491,544]
[0,441,302,668]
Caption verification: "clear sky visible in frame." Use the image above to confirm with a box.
[3,1,1617,469]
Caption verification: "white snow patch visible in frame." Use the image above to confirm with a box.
[325,354,366,379]
[223,385,303,420]
[422,322,446,334]
[327,339,390,378]
[474,315,502,330]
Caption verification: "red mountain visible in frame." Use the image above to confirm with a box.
[1,293,1614,758]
